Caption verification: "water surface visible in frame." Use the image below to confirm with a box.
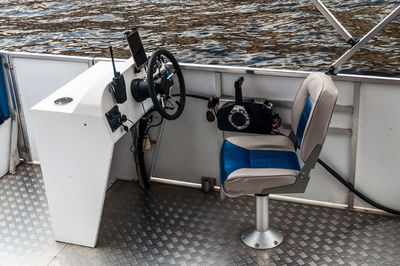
[0,0,399,76]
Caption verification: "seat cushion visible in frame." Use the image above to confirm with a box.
[224,168,299,195]
[220,139,301,194]
[225,135,296,152]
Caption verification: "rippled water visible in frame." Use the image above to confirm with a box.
[1,0,399,76]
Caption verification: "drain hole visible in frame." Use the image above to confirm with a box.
[274,241,278,245]
[54,97,73,105]
[255,243,259,248]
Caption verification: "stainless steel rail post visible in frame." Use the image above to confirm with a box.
[1,55,19,173]
[329,5,400,74]
[3,54,32,163]
[311,0,356,45]
[347,82,361,209]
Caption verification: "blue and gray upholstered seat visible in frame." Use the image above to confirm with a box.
[220,72,338,196]
[221,135,300,195]
[219,72,338,249]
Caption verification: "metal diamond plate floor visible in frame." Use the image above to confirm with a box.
[1,164,400,266]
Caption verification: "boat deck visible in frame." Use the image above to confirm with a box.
[1,164,399,266]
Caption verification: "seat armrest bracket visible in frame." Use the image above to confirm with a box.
[260,144,322,195]
[298,144,322,180]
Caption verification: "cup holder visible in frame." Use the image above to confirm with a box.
[54,97,73,105]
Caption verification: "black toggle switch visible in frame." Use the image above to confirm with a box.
[120,114,127,123]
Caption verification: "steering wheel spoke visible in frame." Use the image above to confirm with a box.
[167,95,181,108]
[160,97,165,108]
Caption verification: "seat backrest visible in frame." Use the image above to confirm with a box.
[291,72,338,162]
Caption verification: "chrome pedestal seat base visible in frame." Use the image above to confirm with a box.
[241,226,283,249]
[240,195,283,250]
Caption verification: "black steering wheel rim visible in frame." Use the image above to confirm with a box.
[147,50,186,120]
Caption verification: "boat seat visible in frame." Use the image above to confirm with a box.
[221,137,299,195]
[220,72,338,249]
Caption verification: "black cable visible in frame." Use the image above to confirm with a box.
[137,118,150,188]
[277,131,400,215]
[172,93,209,101]
[317,159,400,215]
[187,93,210,101]
[145,116,163,135]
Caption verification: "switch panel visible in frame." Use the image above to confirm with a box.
[105,105,123,132]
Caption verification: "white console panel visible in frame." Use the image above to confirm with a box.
[30,58,153,247]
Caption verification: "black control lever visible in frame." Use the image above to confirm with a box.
[227,76,250,130]
[234,76,244,105]
[109,46,127,104]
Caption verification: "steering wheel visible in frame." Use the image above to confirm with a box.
[147,50,186,120]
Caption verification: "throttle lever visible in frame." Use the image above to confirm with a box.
[228,76,250,130]
[234,76,244,105]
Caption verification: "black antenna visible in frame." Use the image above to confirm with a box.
[109,46,117,77]
[108,45,127,104]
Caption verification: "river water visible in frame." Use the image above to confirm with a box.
[0,0,399,76]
